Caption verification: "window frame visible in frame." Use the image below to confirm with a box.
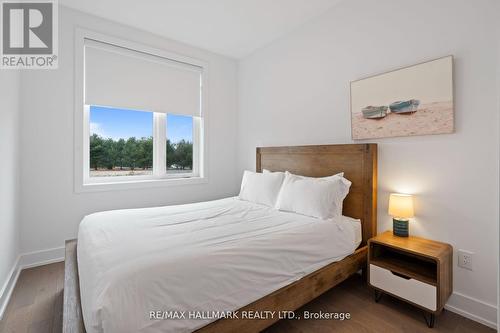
[74,29,208,193]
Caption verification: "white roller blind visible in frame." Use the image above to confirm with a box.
[84,39,202,116]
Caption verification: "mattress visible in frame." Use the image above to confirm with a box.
[77,197,361,333]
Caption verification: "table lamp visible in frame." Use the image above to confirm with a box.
[388,193,414,237]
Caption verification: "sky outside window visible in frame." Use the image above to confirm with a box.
[89,106,193,143]
[89,106,153,139]
[167,114,193,143]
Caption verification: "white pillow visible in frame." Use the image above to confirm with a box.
[238,170,285,207]
[240,169,283,189]
[275,171,351,219]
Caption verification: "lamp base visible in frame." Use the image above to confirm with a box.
[393,218,409,237]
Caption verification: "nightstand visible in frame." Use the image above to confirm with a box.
[368,231,453,328]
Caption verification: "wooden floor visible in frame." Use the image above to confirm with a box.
[0,262,495,333]
[0,262,63,333]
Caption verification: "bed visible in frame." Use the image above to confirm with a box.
[63,143,377,333]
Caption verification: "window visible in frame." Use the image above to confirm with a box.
[167,114,194,174]
[89,106,153,177]
[76,32,206,191]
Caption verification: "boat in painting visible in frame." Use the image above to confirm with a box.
[389,99,420,114]
[362,105,388,119]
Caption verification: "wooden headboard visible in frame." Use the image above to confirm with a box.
[256,144,377,246]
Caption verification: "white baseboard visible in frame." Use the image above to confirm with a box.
[445,292,497,329]
[0,257,20,320]
[0,246,65,320]
[18,246,65,269]
[1,245,498,330]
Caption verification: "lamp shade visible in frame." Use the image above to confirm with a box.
[388,193,414,219]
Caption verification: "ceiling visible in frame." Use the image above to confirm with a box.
[59,0,340,58]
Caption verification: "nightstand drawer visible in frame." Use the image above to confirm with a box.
[370,264,437,311]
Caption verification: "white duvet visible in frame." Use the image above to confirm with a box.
[77,197,361,333]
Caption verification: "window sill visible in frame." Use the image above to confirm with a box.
[75,176,208,193]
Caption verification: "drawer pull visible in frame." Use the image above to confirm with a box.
[390,271,411,280]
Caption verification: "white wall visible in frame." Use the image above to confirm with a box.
[0,70,21,316]
[18,6,239,255]
[497,9,500,329]
[238,0,499,327]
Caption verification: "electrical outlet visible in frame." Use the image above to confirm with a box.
[458,250,473,270]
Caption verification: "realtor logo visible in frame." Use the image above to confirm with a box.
[1,0,58,69]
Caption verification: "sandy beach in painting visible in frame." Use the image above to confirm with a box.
[351,101,453,139]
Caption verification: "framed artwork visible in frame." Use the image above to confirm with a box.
[350,56,454,140]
